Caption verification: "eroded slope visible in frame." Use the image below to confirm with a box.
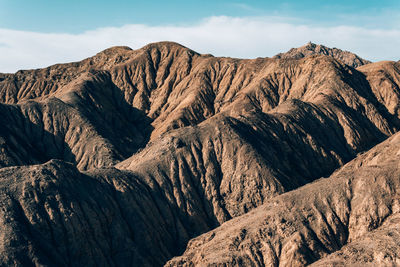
[0,70,150,170]
[166,131,400,266]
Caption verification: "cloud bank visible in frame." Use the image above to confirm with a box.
[0,16,399,73]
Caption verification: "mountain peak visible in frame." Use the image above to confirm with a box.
[100,45,133,53]
[139,41,200,56]
[274,42,371,68]
[91,42,196,64]
[305,41,316,47]
[142,41,188,49]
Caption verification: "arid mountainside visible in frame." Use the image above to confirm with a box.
[0,71,151,170]
[0,42,400,266]
[358,61,400,117]
[0,42,397,170]
[167,130,400,266]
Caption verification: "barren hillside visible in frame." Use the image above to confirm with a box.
[0,42,399,266]
[167,128,400,266]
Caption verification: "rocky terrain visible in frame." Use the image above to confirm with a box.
[0,42,400,266]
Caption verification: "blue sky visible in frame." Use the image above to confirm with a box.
[0,0,400,72]
[1,0,400,32]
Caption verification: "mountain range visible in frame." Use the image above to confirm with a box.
[0,41,400,266]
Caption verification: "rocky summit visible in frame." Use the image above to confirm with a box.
[0,42,400,266]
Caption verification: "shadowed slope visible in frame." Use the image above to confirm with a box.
[311,213,400,266]
[0,70,151,170]
[0,160,170,266]
[358,61,400,117]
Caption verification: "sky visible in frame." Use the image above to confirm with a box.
[0,0,400,72]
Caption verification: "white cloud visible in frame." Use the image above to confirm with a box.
[0,16,399,73]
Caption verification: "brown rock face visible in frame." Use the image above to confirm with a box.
[0,42,399,266]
